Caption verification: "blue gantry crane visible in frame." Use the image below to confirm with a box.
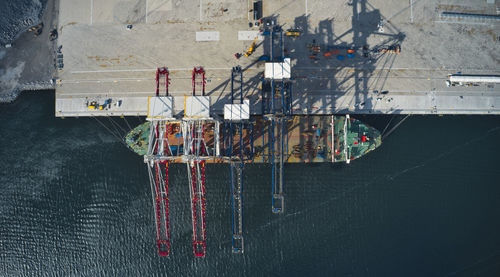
[261,23,293,214]
[222,66,254,253]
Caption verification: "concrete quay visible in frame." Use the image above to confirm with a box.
[55,0,500,117]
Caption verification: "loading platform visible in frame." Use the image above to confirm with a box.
[54,0,500,257]
[55,0,500,117]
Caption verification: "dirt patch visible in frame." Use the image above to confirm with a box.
[483,29,498,42]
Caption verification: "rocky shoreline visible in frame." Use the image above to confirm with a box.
[0,0,57,103]
[0,0,46,45]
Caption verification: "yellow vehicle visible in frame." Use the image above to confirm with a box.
[379,44,401,54]
[244,36,259,57]
[88,101,97,109]
[285,30,300,38]
[29,23,44,36]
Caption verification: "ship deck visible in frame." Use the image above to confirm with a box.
[127,115,381,163]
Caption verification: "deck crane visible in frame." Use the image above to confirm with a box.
[222,66,254,253]
[145,66,220,257]
[261,23,292,214]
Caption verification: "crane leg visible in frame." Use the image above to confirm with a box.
[230,162,244,253]
[189,161,207,257]
[152,161,170,255]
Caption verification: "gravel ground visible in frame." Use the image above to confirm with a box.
[0,0,56,102]
[0,0,47,45]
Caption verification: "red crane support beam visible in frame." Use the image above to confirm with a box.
[192,67,206,96]
[190,122,207,257]
[155,161,170,255]
[152,122,171,256]
[191,161,207,257]
[156,67,169,96]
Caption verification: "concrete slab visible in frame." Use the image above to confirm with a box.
[92,0,147,24]
[55,0,500,117]
[196,31,220,41]
[59,0,91,26]
[238,31,264,40]
[55,95,148,117]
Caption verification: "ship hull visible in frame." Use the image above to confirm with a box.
[125,115,381,163]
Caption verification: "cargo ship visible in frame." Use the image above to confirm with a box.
[125,115,381,163]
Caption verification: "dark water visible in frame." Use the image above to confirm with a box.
[1,92,500,276]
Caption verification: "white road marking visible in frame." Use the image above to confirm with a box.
[58,90,232,95]
[72,69,155,73]
[434,20,493,25]
[196,31,220,41]
[69,66,499,74]
[410,0,413,23]
[283,89,492,94]
[305,0,308,16]
[71,67,242,74]
[146,0,148,23]
[90,0,93,24]
[294,66,500,72]
[200,0,202,21]
[238,31,264,40]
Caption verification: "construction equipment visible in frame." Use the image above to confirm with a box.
[244,36,259,57]
[285,30,301,38]
[323,49,339,57]
[378,44,401,54]
[87,101,97,109]
[29,23,44,36]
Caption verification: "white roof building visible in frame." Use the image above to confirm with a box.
[224,99,250,121]
[264,58,291,79]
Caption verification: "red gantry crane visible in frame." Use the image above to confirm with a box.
[146,66,219,257]
[187,66,207,256]
[148,67,172,255]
